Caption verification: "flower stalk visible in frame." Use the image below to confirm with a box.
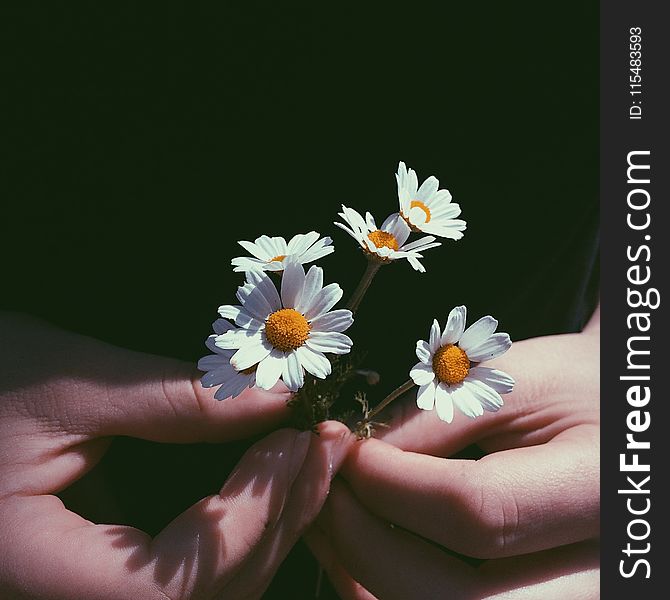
[346,257,383,314]
[367,378,416,420]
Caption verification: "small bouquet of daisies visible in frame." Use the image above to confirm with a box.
[198,162,514,435]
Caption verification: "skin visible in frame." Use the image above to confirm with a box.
[0,312,354,600]
[305,306,600,599]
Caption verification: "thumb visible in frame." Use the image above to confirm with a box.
[4,312,291,443]
[85,343,293,442]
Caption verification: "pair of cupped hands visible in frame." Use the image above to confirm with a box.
[0,310,599,600]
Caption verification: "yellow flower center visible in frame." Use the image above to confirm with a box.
[241,365,257,375]
[367,230,399,251]
[265,308,311,352]
[410,200,431,223]
[432,344,470,385]
[269,255,286,262]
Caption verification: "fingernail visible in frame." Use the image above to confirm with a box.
[325,431,353,479]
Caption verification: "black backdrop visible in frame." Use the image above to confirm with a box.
[2,2,598,598]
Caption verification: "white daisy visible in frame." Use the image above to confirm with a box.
[198,318,257,400]
[231,231,334,273]
[334,205,441,273]
[215,261,354,392]
[396,161,467,240]
[410,305,514,422]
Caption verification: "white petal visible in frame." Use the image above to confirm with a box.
[398,187,411,213]
[306,331,352,355]
[466,333,512,362]
[288,231,319,255]
[206,334,230,354]
[387,214,411,246]
[407,166,419,197]
[416,381,437,411]
[213,372,253,400]
[407,255,426,272]
[246,269,282,313]
[218,305,264,329]
[304,283,343,320]
[238,240,270,260]
[380,212,398,231]
[272,236,288,255]
[341,205,368,232]
[296,265,324,314]
[198,355,228,372]
[231,256,271,272]
[212,318,234,335]
[416,175,439,201]
[429,197,459,216]
[230,338,272,371]
[299,239,335,263]
[451,383,484,418]
[309,309,353,333]
[459,316,499,353]
[253,235,281,260]
[215,328,263,350]
[282,350,304,391]
[365,212,377,232]
[425,188,453,208]
[333,220,361,243]
[296,346,332,379]
[410,362,435,386]
[422,220,467,240]
[415,340,432,364]
[236,285,274,321]
[281,260,305,308]
[401,235,437,252]
[464,379,504,412]
[255,349,285,390]
[429,319,441,352]
[434,383,455,423]
[201,364,234,387]
[441,306,467,345]
[468,366,515,394]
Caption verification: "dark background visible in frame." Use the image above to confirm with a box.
[1,2,598,598]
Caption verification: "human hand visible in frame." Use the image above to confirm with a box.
[306,308,600,599]
[0,312,353,599]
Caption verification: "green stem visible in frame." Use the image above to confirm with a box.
[346,258,383,314]
[367,379,416,420]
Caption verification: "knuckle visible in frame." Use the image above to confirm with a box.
[453,467,519,558]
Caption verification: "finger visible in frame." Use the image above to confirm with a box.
[379,333,599,456]
[222,421,356,599]
[320,479,474,599]
[3,315,291,443]
[72,338,292,442]
[318,480,599,600]
[304,525,379,600]
[341,429,599,559]
[0,428,309,600]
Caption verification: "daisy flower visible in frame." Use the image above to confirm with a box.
[198,318,257,400]
[215,261,354,392]
[410,306,514,422]
[231,231,334,273]
[334,205,441,273]
[396,161,467,240]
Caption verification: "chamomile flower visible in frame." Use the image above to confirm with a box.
[198,318,257,400]
[231,231,334,273]
[396,161,467,240]
[410,306,514,422]
[215,261,353,392]
[334,205,441,273]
